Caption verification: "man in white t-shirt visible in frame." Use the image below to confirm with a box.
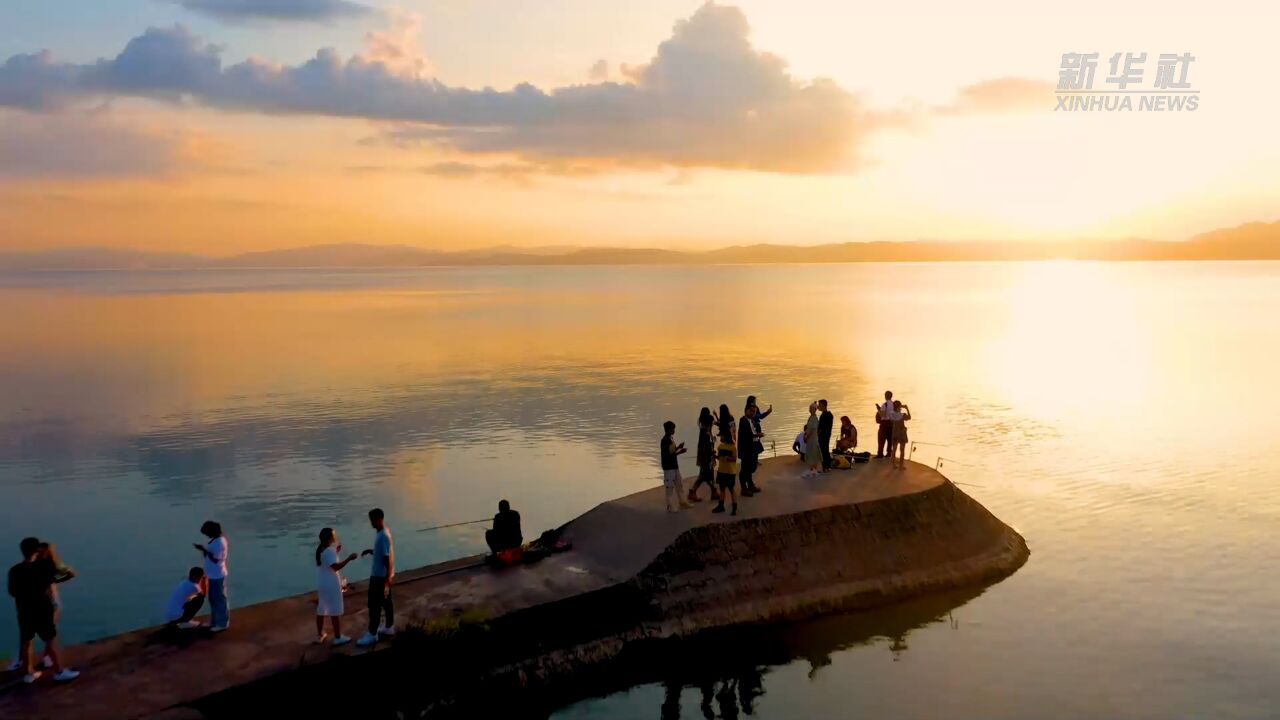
[792,430,807,458]
[192,521,229,632]
[357,508,395,647]
[164,567,207,630]
[876,390,895,458]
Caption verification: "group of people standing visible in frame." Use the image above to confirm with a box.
[9,507,401,688]
[794,391,913,471]
[660,390,917,517]
[166,509,397,648]
[874,390,913,468]
[660,395,772,517]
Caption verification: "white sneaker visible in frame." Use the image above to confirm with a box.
[23,671,42,684]
[210,624,230,633]
[355,632,378,647]
[54,669,80,682]
[377,625,396,637]
[178,621,203,630]
[331,635,352,647]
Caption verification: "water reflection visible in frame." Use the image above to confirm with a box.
[494,585,990,719]
[2,264,1279,718]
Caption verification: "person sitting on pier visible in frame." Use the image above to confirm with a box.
[485,500,524,555]
[793,427,807,458]
[836,416,858,453]
[164,567,208,630]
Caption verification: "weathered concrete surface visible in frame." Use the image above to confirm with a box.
[0,457,1026,719]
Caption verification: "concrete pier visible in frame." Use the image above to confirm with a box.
[0,457,1029,719]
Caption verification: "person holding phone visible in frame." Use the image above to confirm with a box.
[315,528,358,645]
[890,400,912,469]
[192,521,229,632]
[660,421,692,512]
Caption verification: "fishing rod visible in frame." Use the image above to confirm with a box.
[416,518,490,533]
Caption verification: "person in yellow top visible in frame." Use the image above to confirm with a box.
[713,428,739,516]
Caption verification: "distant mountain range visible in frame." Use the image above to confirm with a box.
[3,221,1278,270]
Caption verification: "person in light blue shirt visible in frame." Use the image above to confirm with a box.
[356,508,395,647]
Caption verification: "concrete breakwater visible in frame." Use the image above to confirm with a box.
[2,459,1028,719]
[459,478,1028,696]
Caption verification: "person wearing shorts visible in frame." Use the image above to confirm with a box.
[8,537,79,684]
[713,429,739,516]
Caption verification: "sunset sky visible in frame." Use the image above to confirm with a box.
[1,0,1276,255]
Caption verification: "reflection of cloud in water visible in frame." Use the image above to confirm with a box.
[5,352,857,541]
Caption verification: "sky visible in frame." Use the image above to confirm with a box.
[1,0,1277,255]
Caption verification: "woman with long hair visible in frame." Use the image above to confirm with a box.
[836,416,857,453]
[803,402,823,477]
[315,528,359,645]
[688,408,720,502]
[890,401,912,469]
[715,403,735,438]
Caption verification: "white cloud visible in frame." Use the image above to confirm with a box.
[0,3,881,173]
[934,77,1054,116]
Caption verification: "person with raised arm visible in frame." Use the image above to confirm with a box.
[890,400,913,469]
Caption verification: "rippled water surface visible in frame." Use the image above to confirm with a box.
[2,263,1278,718]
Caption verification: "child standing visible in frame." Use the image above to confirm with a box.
[713,428,739,516]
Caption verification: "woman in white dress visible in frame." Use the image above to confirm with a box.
[315,528,359,645]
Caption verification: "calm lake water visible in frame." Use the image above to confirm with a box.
[2,262,1278,718]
